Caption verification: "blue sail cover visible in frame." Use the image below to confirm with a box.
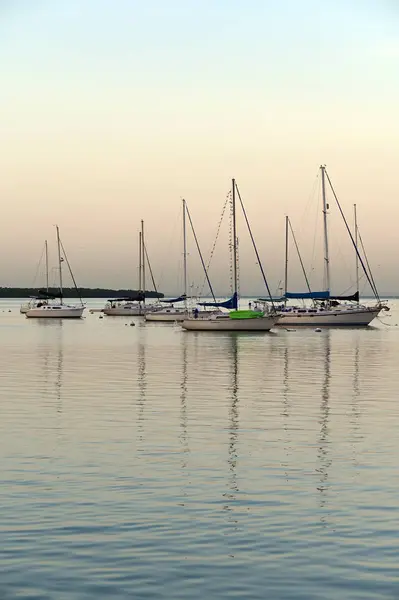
[258,296,285,303]
[285,291,330,300]
[160,294,186,304]
[198,292,238,310]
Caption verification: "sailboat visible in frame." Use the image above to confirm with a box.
[269,166,384,327]
[145,200,189,322]
[20,240,52,314]
[103,221,158,316]
[182,179,280,331]
[25,226,85,319]
[146,199,223,322]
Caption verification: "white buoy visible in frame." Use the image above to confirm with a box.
[315,328,322,332]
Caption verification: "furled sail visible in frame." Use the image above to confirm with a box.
[198,292,238,310]
[38,290,62,299]
[285,291,330,300]
[257,296,285,303]
[160,294,187,304]
[329,291,359,302]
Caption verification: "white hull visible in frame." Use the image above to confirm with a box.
[145,310,221,322]
[103,307,144,316]
[182,314,279,331]
[26,305,85,318]
[277,307,380,327]
[145,311,187,322]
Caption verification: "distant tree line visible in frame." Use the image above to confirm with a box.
[0,287,164,299]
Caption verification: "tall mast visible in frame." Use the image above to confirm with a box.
[284,215,289,303]
[45,239,49,293]
[138,231,142,296]
[182,199,188,311]
[354,204,359,304]
[56,225,63,304]
[232,178,238,307]
[321,165,330,296]
[141,220,146,305]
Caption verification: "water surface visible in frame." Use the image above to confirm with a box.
[0,299,398,599]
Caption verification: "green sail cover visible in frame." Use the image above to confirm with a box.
[229,310,264,319]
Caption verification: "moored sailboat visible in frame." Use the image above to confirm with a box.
[103,221,159,316]
[266,166,385,327]
[182,179,280,332]
[25,226,85,318]
[145,199,222,323]
[20,240,51,314]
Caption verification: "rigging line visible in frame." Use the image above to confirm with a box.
[288,218,313,296]
[59,240,83,305]
[229,192,234,295]
[337,273,366,297]
[185,202,217,303]
[308,171,321,278]
[301,171,320,228]
[157,203,181,290]
[324,169,380,303]
[234,182,275,310]
[357,227,380,301]
[143,242,158,295]
[31,242,46,287]
[200,191,230,297]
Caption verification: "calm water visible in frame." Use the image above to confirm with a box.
[0,299,398,599]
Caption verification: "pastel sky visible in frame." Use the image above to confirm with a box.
[1,0,398,296]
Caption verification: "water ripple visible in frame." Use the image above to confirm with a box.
[0,302,398,598]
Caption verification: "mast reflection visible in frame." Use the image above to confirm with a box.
[223,334,239,522]
[137,327,147,444]
[38,319,64,415]
[179,332,189,469]
[229,334,239,494]
[350,334,361,471]
[316,331,332,517]
[281,345,291,478]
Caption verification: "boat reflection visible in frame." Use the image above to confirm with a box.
[316,332,332,516]
[37,319,64,415]
[222,334,239,530]
[179,332,189,468]
[136,326,147,446]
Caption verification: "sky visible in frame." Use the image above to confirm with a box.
[1,0,398,296]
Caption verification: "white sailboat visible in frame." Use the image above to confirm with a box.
[146,199,220,322]
[103,221,159,316]
[20,240,51,314]
[25,226,85,319]
[270,166,384,327]
[182,179,280,332]
[145,201,189,322]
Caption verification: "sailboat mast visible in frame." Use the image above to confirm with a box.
[138,230,143,302]
[141,220,146,305]
[354,204,359,304]
[182,199,188,311]
[45,239,49,293]
[232,178,238,307]
[56,225,63,304]
[284,215,289,303]
[321,165,330,296]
